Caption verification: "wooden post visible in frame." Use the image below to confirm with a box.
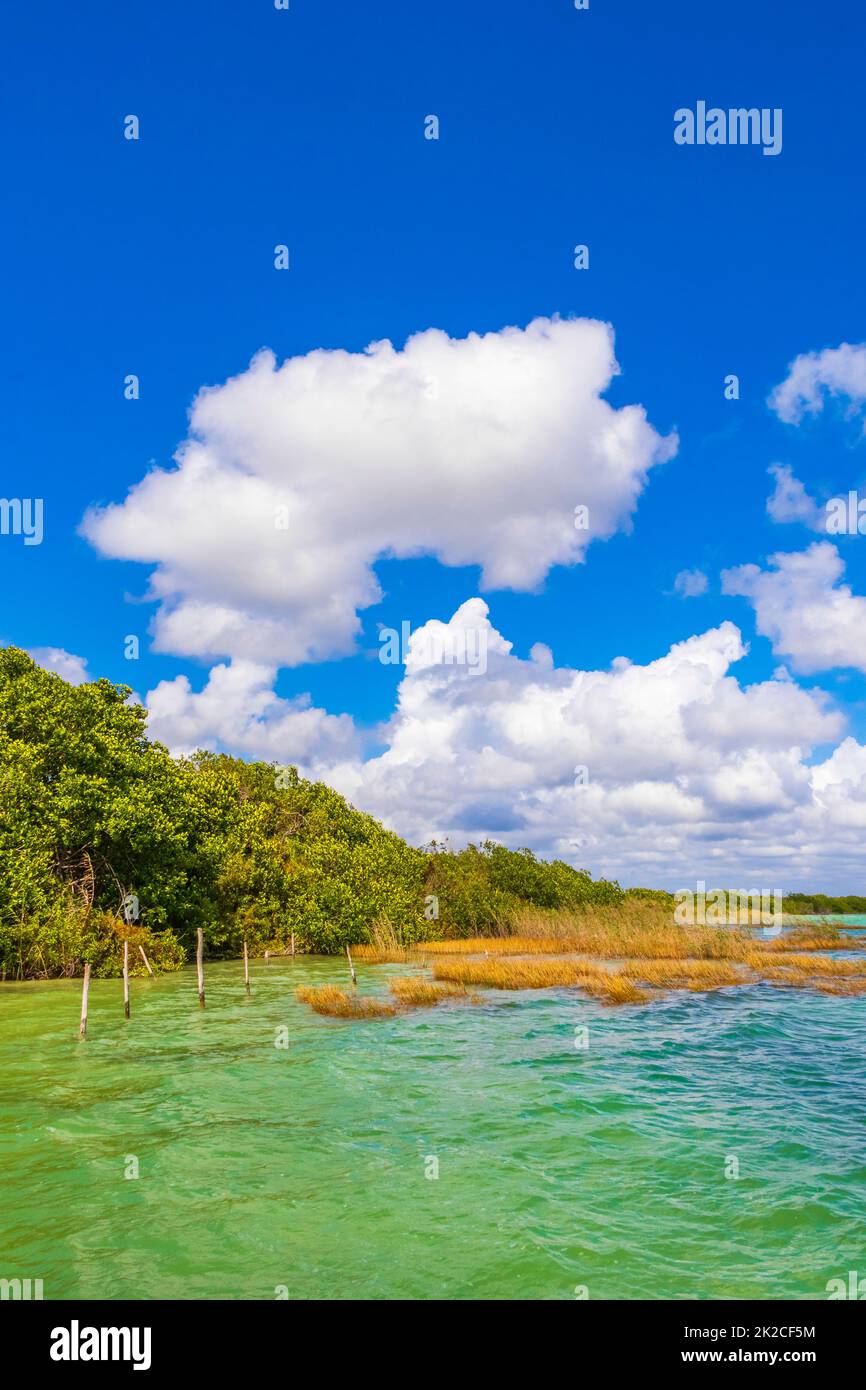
[79,964,91,1040]
[291,931,295,957]
[138,944,155,978]
[196,928,205,1008]
[265,949,270,966]
[123,941,130,1018]
[243,938,251,995]
[346,945,356,987]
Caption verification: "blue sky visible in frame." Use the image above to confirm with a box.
[4,0,866,888]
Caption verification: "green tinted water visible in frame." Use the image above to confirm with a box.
[1,945,865,1301]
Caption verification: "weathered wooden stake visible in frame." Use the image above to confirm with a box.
[346,944,356,987]
[79,964,91,1040]
[243,938,251,995]
[196,928,205,1008]
[291,931,295,957]
[138,944,155,977]
[265,949,270,966]
[123,940,130,1018]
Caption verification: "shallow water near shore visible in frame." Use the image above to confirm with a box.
[1,947,865,1301]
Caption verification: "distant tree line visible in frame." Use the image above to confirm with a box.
[782,893,866,916]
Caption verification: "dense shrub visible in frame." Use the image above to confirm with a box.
[423,841,623,936]
[0,647,628,975]
[0,896,186,981]
[782,893,866,915]
[624,887,676,907]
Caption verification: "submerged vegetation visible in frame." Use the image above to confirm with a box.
[428,954,651,1004]
[295,985,398,1019]
[295,977,476,1018]
[387,976,474,1006]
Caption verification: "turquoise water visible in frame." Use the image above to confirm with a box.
[808,915,866,926]
[1,948,865,1301]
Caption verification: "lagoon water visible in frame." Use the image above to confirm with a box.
[2,934,865,1301]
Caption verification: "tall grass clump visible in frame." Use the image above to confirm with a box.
[296,985,397,1019]
[430,955,649,1005]
[758,924,866,952]
[388,977,475,1006]
[350,918,428,964]
[619,958,749,991]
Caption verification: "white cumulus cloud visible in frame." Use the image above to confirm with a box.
[27,646,90,685]
[144,660,358,770]
[721,542,866,675]
[321,600,854,888]
[765,464,824,530]
[769,343,866,426]
[674,568,708,597]
[81,316,676,667]
[131,599,866,888]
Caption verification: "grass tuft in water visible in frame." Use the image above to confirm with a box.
[430,955,649,1005]
[296,985,397,1019]
[388,976,475,1006]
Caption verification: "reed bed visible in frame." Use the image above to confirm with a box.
[808,978,866,996]
[583,975,651,1005]
[302,943,866,1015]
[746,952,866,977]
[619,958,749,990]
[296,985,397,1019]
[351,944,420,964]
[752,926,864,952]
[331,905,866,1016]
[350,918,429,964]
[430,955,649,1005]
[756,967,866,996]
[388,977,475,1006]
[430,942,866,1006]
[431,956,606,988]
[508,903,678,939]
[508,903,862,946]
[403,916,862,965]
[419,936,580,956]
[419,928,757,961]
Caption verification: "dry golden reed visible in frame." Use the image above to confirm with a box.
[745,952,866,977]
[350,945,415,964]
[431,956,604,987]
[388,977,474,1006]
[430,939,866,1006]
[336,903,866,1016]
[296,985,397,1019]
[420,928,755,962]
[420,936,575,956]
[619,958,749,990]
[753,926,864,953]
[430,955,649,1005]
[349,918,424,964]
[583,975,651,1005]
[411,908,863,966]
[808,978,866,996]
[756,967,866,996]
